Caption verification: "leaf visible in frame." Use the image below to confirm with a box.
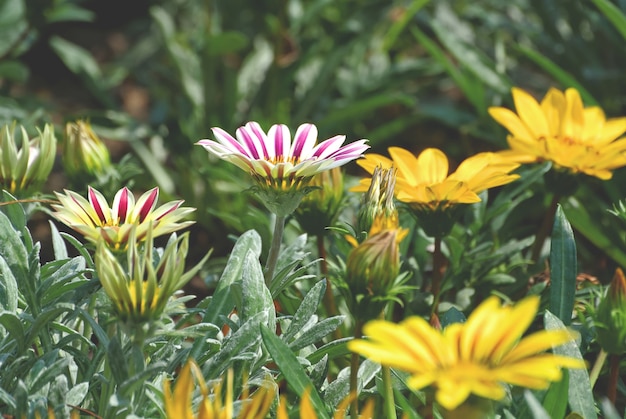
[590,0,626,42]
[0,60,29,82]
[206,32,249,55]
[524,390,551,419]
[516,46,597,106]
[107,337,129,385]
[288,316,345,352]
[549,205,577,325]
[283,280,326,343]
[49,221,68,261]
[241,249,275,327]
[440,306,466,327]
[544,311,597,419]
[260,324,330,419]
[0,311,25,351]
[49,36,102,83]
[0,255,18,312]
[323,359,380,408]
[542,370,569,419]
[383,0,431,50]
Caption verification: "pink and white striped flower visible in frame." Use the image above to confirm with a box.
[197,122,369,191]
[52,186,195,250]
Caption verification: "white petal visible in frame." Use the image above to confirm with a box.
[290,124,318,160]
[267,124,291,160]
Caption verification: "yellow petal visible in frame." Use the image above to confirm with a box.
[488,107,536,143]
[512,87,550,139]
[413,148,449,184]
[388,147,422,185]
[500,329,578,364]
[540,87,566,137]
[561,88,584,141]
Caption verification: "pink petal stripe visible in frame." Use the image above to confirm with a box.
[291,124,318,159]
[211,127,248,155]
[269,124,291,159]
[245,122,270,158]
[138,188,159,222]
[88,187,107,223]
[113,187,131,223]
[311,135,346,158]
[236,126,262,159]
[69,194,99,226]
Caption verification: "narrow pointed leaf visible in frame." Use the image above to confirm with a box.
[549,205,577,325]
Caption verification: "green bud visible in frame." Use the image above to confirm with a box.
[294,167,344,236]
[0,122,56,197]
[595,268,626,354]
[356,166,397,242]
[63,120,111,177]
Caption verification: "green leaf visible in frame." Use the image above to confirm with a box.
[590,0,626,42]
[307,337,351,364]
[107,337,129,385]
[241,249,275,327]
[549,205,577,325]
[46,3,95,23]
[49,221,68,260]
[323,359,380,408]
[544,311,597,419]
[542,370,569,419]
[383,0,431,50]
[0,60,29,82]
[516,46,597,106]
[0,255,18,312]
[283,280,326,343]
[206,32,249,56]
[49,36,102,83]
[260,324,330,419]
[0,311,25,351]
[440,306,466,327]
[524,390,551,419]
[288,317,345,352]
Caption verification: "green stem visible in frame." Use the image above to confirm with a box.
[317,235,339,319]
[589,349,608,389]
[382,366,397,419]
[350,319,364,419]
[530,194,560,263]
[430,236,444,316]
[608,353,620,404]
[264,214,286,286]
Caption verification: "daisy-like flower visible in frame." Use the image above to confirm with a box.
[354,147,519,237]
[52,186,195,250]
[197,122,368,216]
[348,295,585,412]
[489,87,626,181]
[163,360,275,419]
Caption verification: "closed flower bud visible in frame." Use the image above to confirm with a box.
[596,267,626,354]
[294,167,344,236]
[355,166,397,242]
[0,122,56,197]
[346,228,402,319]
[63,120,111,177]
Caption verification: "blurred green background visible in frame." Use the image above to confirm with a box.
[3,0,626,279]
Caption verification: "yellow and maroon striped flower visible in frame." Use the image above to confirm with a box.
[52,186,194,250]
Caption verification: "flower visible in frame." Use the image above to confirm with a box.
[0,122,56,196]
[595,268,626,354]
[277,389,374,419]
[197,122,368,216]
[95,227,206,330]
[353,147,519,237]
[63,120,111,177]
[354,165,399,242]
[349,295,585,411]
[489,87,626,180]
[163,360,275,419]
[354,147,519,211]
[52,186,195,250]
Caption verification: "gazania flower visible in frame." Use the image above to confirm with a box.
[349,295,585,411]
[489,87,626,180]
[277,389,374,419]
[52,186,194,250]
[197,122,368,216]
[163,360,275,419]
[63,120,111,177]
[355,147,519,211]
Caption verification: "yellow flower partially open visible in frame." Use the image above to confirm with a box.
[489,87,626,180]
[349,296,585,411]
[354,147,519,211]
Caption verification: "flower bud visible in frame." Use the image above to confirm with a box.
[294,167,344,236]
[595,267,626,354]
[63,120,111,177]
[0,122,56,196]
[355,166,397,242]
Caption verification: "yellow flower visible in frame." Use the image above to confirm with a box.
[354,147,519,212]
[52,186,195,250]
[277,389,374,419]
[163,360,275,419]
[349,296,585,411]
[489,87,626,180]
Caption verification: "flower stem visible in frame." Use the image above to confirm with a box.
[350,319,364,419]
[264,214,286,286]
[317,235,340,321]
[530,194,560,263]
[430,236,445,316]
[382,366,397,419]
[589,349,608,389]
[608,353,620,404]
